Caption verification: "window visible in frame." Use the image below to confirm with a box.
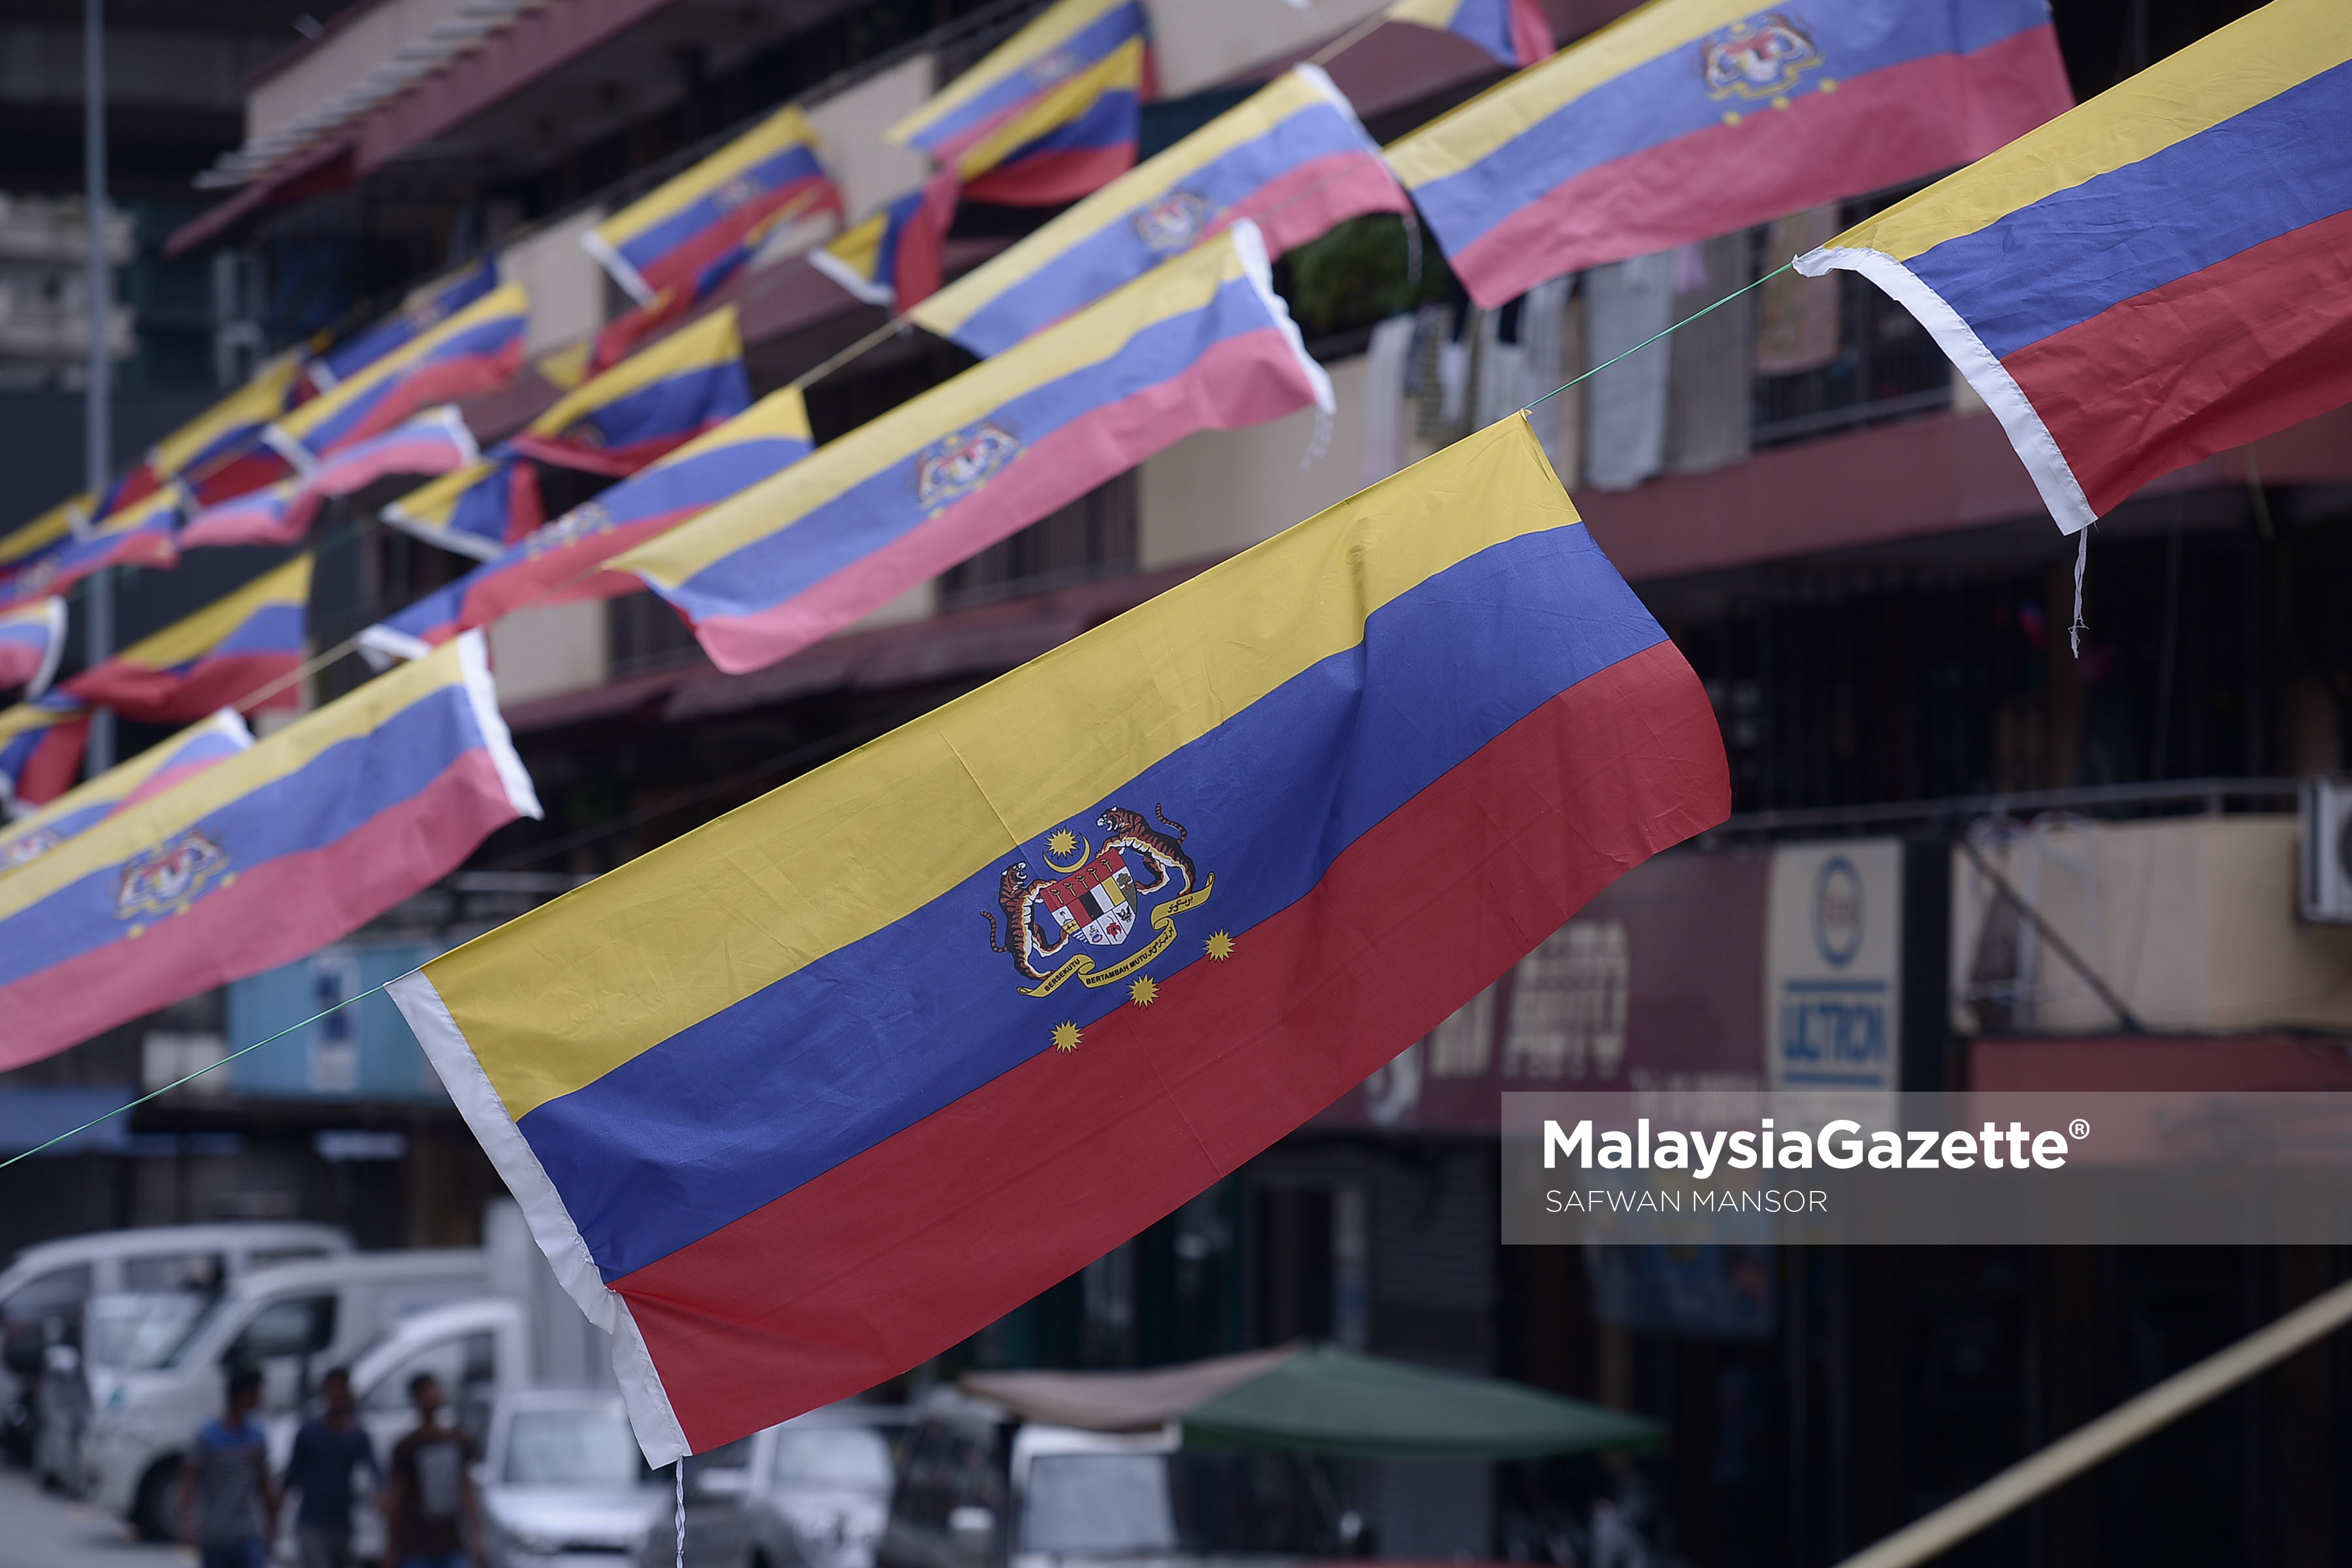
[86,1293,212,1371]
[123,1253,226,1294]
[773,1426,894,1490]
[685,1434,755,1485]
[361,1331,496,1418]
[227,1295,336,1364]
[893,1423,1000,1531]
[0,1265,90,1328]
[1019,1452,1336,1557]
[243,1248,331,1273]
[502,1409,653,1486]
[1022,1454,1176,1556]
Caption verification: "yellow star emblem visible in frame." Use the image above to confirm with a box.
[1046,828,1078,858]
[1128,976,1158,1007]
[1052,1021,1082,1053]
[1204,930,1235,961]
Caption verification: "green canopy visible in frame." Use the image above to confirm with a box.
[1179,1345,1663,1463]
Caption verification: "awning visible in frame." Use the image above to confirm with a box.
[961,1344,1662,1462]
[1182,1346,1663,1463]
[165,142,355,258]
[962,1345,1299,1432]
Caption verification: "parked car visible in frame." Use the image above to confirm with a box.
[878,1389,1351,1568]
[84,1247,487,1539]
[652,1401,907,1568]
[0,1222,350,1465]
[478,1387,670,1567]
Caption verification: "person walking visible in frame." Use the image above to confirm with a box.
[380,1371,484,1568]
[178,1365,279,1568]
[286,1367,380,1568]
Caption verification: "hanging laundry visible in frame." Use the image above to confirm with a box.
[1581,251,1674,492]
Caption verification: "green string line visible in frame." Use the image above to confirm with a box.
[0,981,393,1171]
[1524,261,1793,411]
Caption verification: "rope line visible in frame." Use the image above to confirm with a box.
[0,981,392,1170]
[1524,261,1790,411]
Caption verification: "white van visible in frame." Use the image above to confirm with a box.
[85,1247,486,1539]
[0,1223,350,1465]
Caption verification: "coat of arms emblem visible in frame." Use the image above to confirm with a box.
[1701,14,1821,99]
[713,172,766,212]
[0,826,61,871]
[986,805,1215,998]
[116,828,229,920]
[525,500,612,558]
[917,422,1021,510]
[1028,49,1079,88]
[1132,191,1211,255]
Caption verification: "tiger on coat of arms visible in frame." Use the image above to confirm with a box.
[985,804,1212,996]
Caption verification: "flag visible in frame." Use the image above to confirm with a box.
[360,389,813,665]
[180,408,478,550]
[589,199,826,374]
[0,711,253,873]
[178,480,301,553]
[585,107,841,307]
[110,349,309,517]
[1795,0,2352,533]
[0,694,91,811]
[622,221,1333,675]
[0,497,86,572]
[815,0,1153,297]
[1386,0,2074,308]
[382,308,750,559]
[953,33,1147,207]
[0,600,66,697]
[809,172,963,310]
[1385,0,1554,69]
[380,461,542,562]
[890,0,1151,165]
[502,307,750,476]
[913,65,1408,357]
[63,556,311,723]
[312,260,500,388]
[304,404,480,493]
[269,282,530,461]
[0,632,540,1071]
[0,487,182,612]
[389,413,1727,1459]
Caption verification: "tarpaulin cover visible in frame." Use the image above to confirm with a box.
[1181,1345,1663,1461]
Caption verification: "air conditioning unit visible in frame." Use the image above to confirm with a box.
[2298,777,2352,922]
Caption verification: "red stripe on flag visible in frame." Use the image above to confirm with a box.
[612,638,1728,1449]
[326,342,524,453]
[692,325,1324,674]
[0,751,522,1071]
[68,654,304,725]
[636,182,843,300]
[1445,25,2068,308]
[963,144,1141,208]
[2001,204,2352,517]
[13,719,90,809]
[1233,152,1411,257]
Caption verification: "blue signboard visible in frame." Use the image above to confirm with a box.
[223,942,450,1100]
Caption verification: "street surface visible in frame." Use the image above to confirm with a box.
[0,1465,183,1567]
